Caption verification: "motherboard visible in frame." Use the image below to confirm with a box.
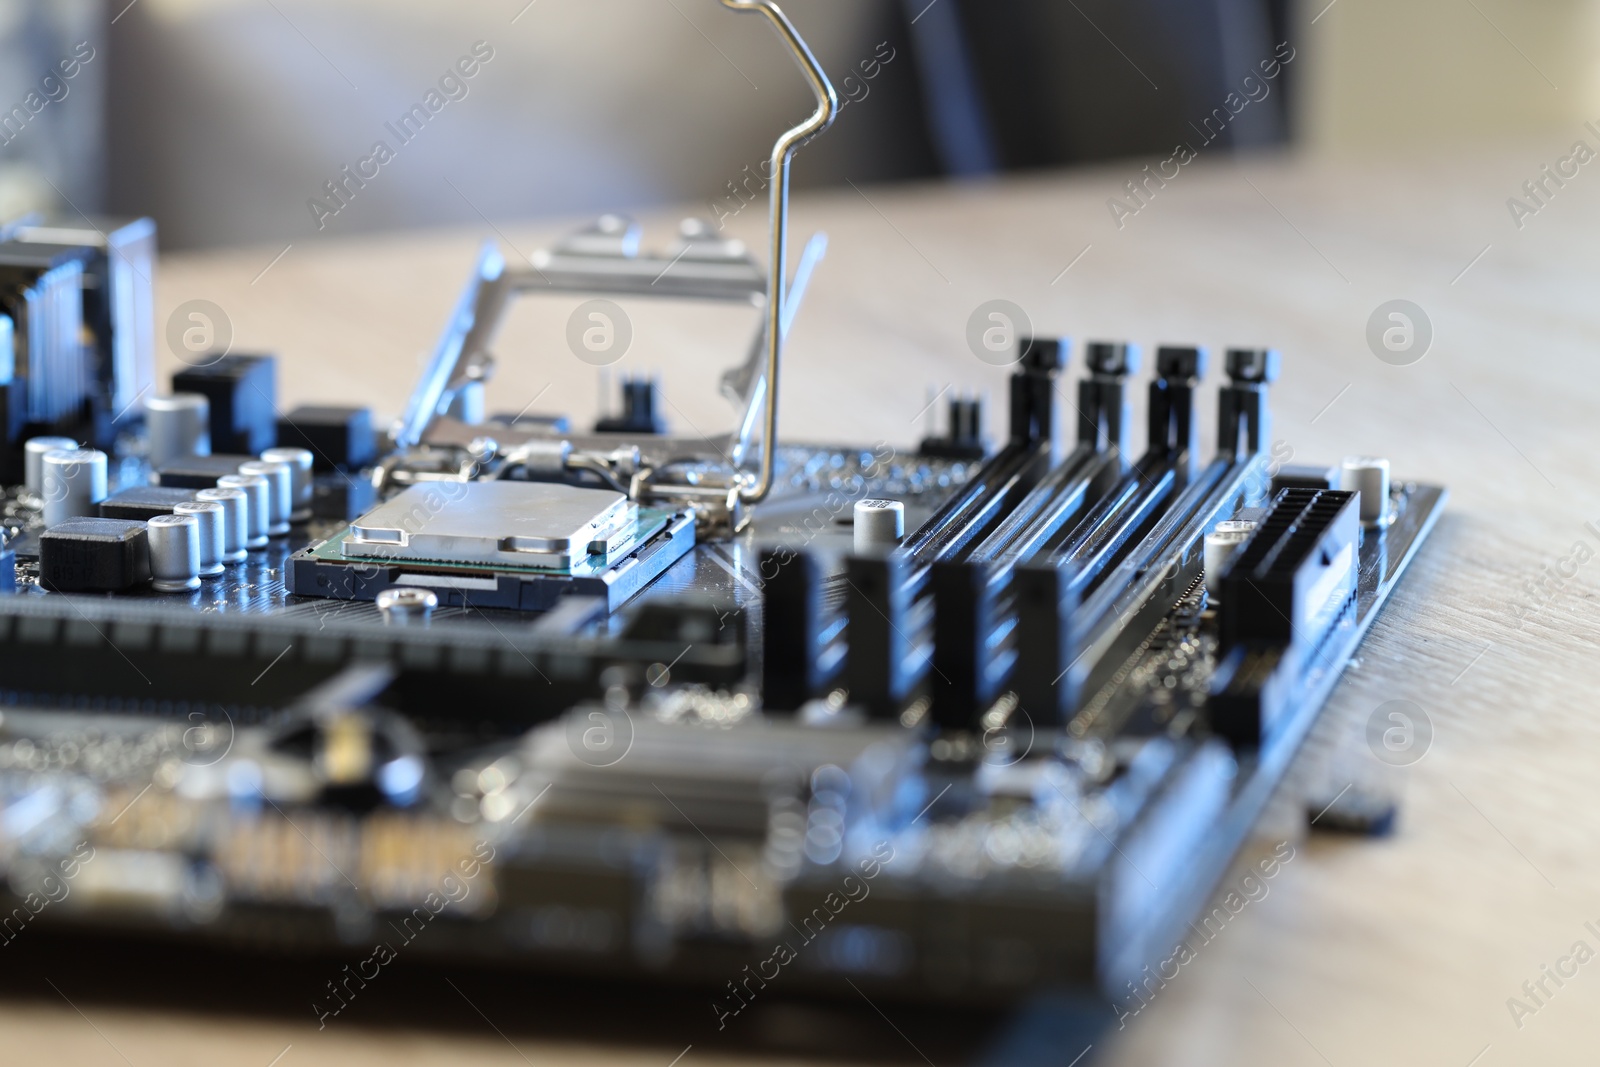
[0,0,1443,1045]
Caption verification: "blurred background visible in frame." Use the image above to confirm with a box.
[2,0,1597,249]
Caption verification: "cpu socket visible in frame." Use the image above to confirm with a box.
[290,481,695,613]
[343,482,635,570]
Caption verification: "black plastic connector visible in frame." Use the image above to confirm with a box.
[760,550,841,711]
[276,405,376,471]
[1208,644,1291,747]
[152,454,254,489]
[1078,341,1140,457]
[595,376,664,435]
[1011,561,1079,726]
[1271,463,1339,494]
[1219,488,1359,658]
[1008,336,1066,449]
[1149,345,1207,477]
[921,395,987,461]
[1217,348,1279,459]
[173,354,279,455]
[928,561,1009,731]
[845,554,920,719]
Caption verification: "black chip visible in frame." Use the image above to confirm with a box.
[275,405,376,471]
[311,473,376,521]
[172,354,278,455]
[39,518,152,592]
[99,485,199,522]
[152,454,254,489]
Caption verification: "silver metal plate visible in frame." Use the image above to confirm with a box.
[344,482,635,569]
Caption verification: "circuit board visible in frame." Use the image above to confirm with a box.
[0,7,1445,1059]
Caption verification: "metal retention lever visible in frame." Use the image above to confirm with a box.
[394,2,839,535]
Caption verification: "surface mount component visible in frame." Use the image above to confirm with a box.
[194,486,250,562]
[344,482,636,570]
[172,499,228,576]
[38,517,151,592]
[23,435,77,494]
[152,453,254,488]
[40,447,107,527]
[171,354,278,455]
[145,393,211,467]
[98,484,198,522]
[146,513,202,592]
[1340,454,1392,526]
[276,404,376,470]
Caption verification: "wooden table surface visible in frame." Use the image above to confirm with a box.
[10,142,1600,1065]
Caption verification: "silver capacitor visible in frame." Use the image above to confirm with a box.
[238,460,292,537]
[376,587,438,626]
[195,487,250,562]
[147,513,201,592]
[1204,519,1257,598]
[853,498,906,554]
[41,449,108,528]
[173,500,227,576]
[1340,456,1391,527]
[260,447,314,523]
[24,436,79,496]
[145,393,211,468]
[217,473,271,549]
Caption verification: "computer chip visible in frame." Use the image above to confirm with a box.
[343,481,635,570]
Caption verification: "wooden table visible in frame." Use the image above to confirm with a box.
[10,143,1598,1065]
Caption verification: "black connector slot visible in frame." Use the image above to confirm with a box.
[1047,457,1180,599]
[967,445,1113,569]
[1208,644,1291,747]
[1205,487,1360,747]
[0,597,746,736]
[843,554,930,719]
[760,550,842,711]
[1218,488,1359,659]
[928,561,1014,730]
[1051,457,1264,722]
[899,441,1054,564]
